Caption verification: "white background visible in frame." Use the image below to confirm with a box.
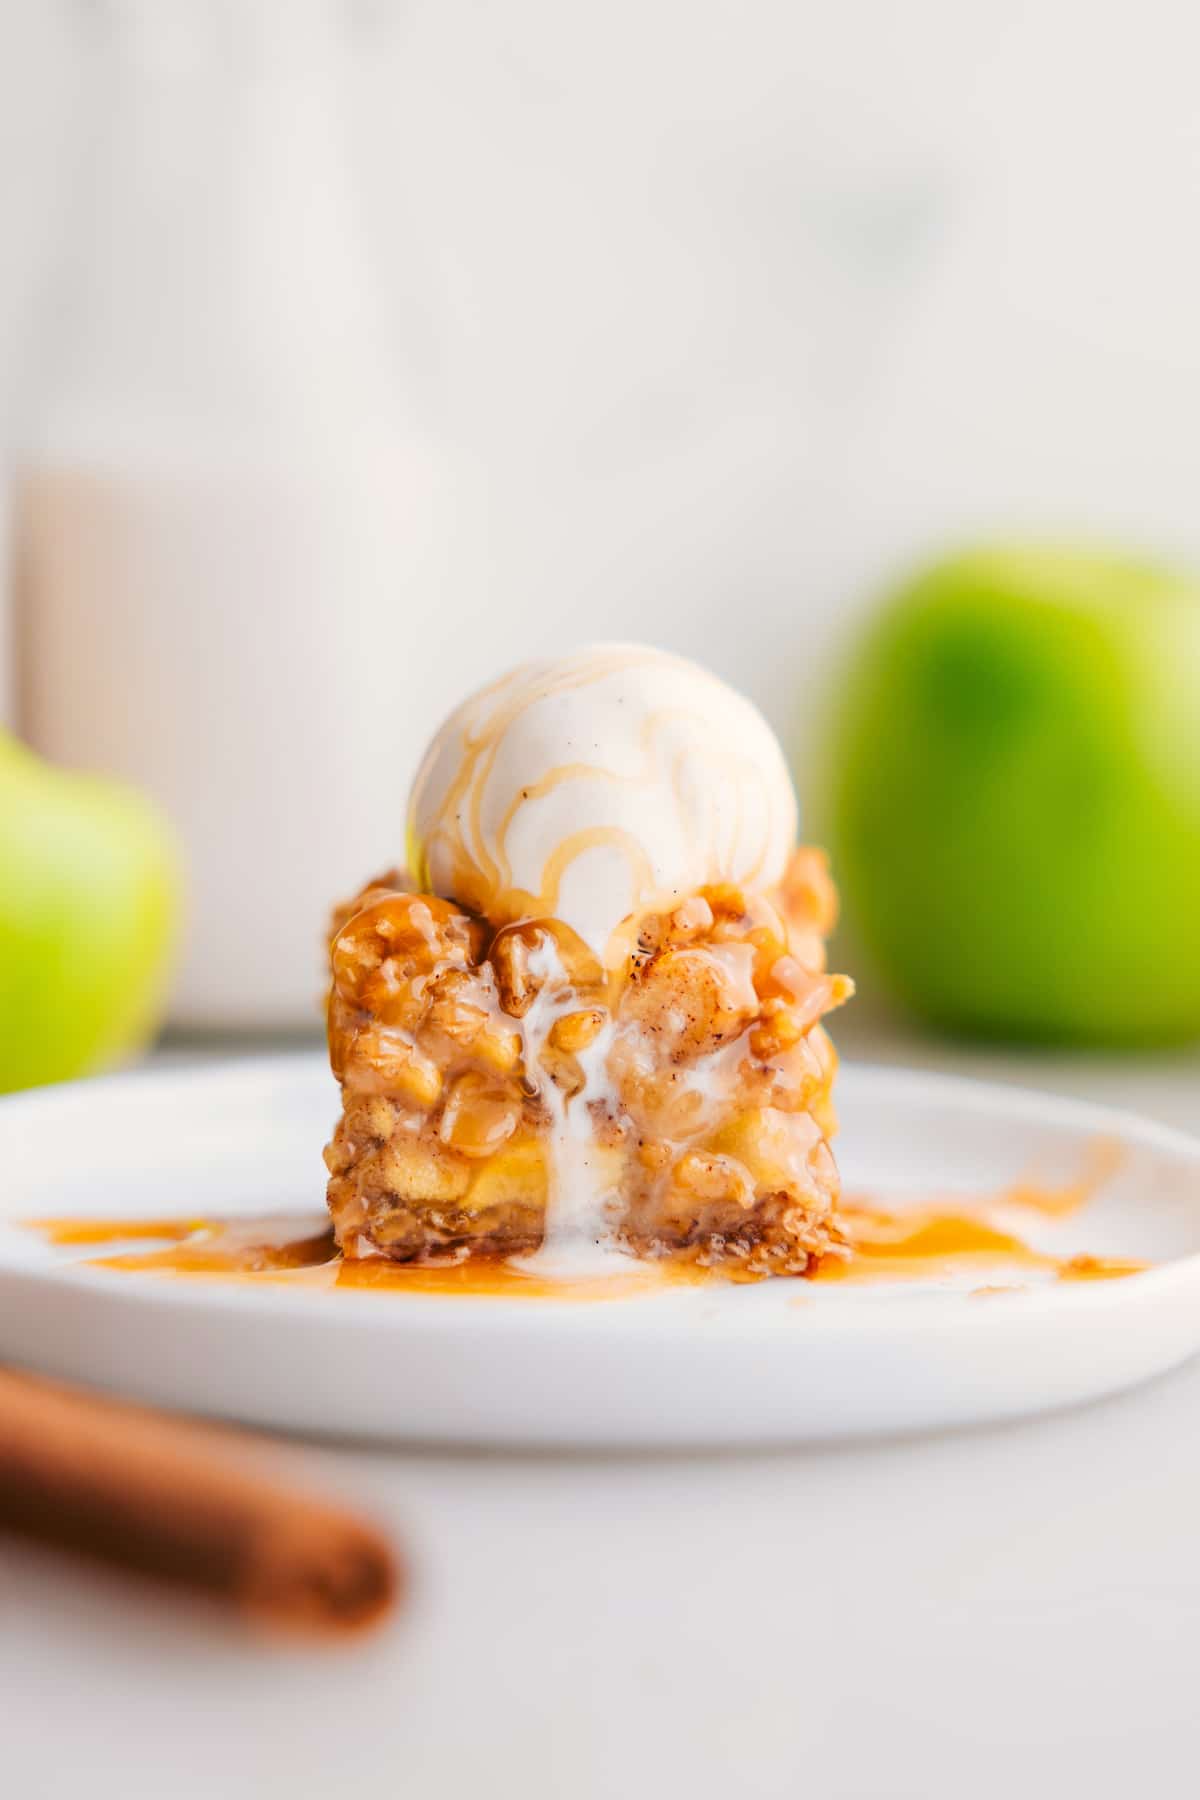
[3,0,1200,773]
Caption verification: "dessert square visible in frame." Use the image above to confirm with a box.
[325,851,850,1277]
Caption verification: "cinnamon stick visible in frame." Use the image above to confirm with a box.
[0,1370,400,1636]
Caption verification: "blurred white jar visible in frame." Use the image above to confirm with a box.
[13,0,461,1028]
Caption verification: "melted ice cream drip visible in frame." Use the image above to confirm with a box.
[512,940,628,1276]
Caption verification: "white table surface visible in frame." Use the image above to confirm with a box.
[2,1019,1198,1800]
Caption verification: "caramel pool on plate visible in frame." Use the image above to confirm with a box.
[25,1161,1145,1297]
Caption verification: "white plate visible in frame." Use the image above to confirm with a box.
[1,1054,1199,1447]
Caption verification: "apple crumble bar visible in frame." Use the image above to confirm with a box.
[324,850,851,1278]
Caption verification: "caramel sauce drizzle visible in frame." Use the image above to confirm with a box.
[25,1152,1144,1297]
[28,1214,709,1299]
[411,646,651,927]
[409,648,793,965]
[817,1203,1142,1287]
[813,1140,1138,1288]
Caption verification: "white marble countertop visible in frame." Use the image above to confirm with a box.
[2,1021,1198,1800]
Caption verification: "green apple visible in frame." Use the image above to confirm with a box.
[0,733,181,1091]
[826,545,1200,1045]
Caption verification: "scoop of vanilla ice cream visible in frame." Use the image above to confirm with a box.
[407,643,798,961]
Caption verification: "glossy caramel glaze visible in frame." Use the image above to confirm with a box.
[25,1160,1145,1296]
[27,1212,712,1298]
[817,1200,1142,1285]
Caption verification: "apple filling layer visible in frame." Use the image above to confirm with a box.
[324,853,852,1277]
